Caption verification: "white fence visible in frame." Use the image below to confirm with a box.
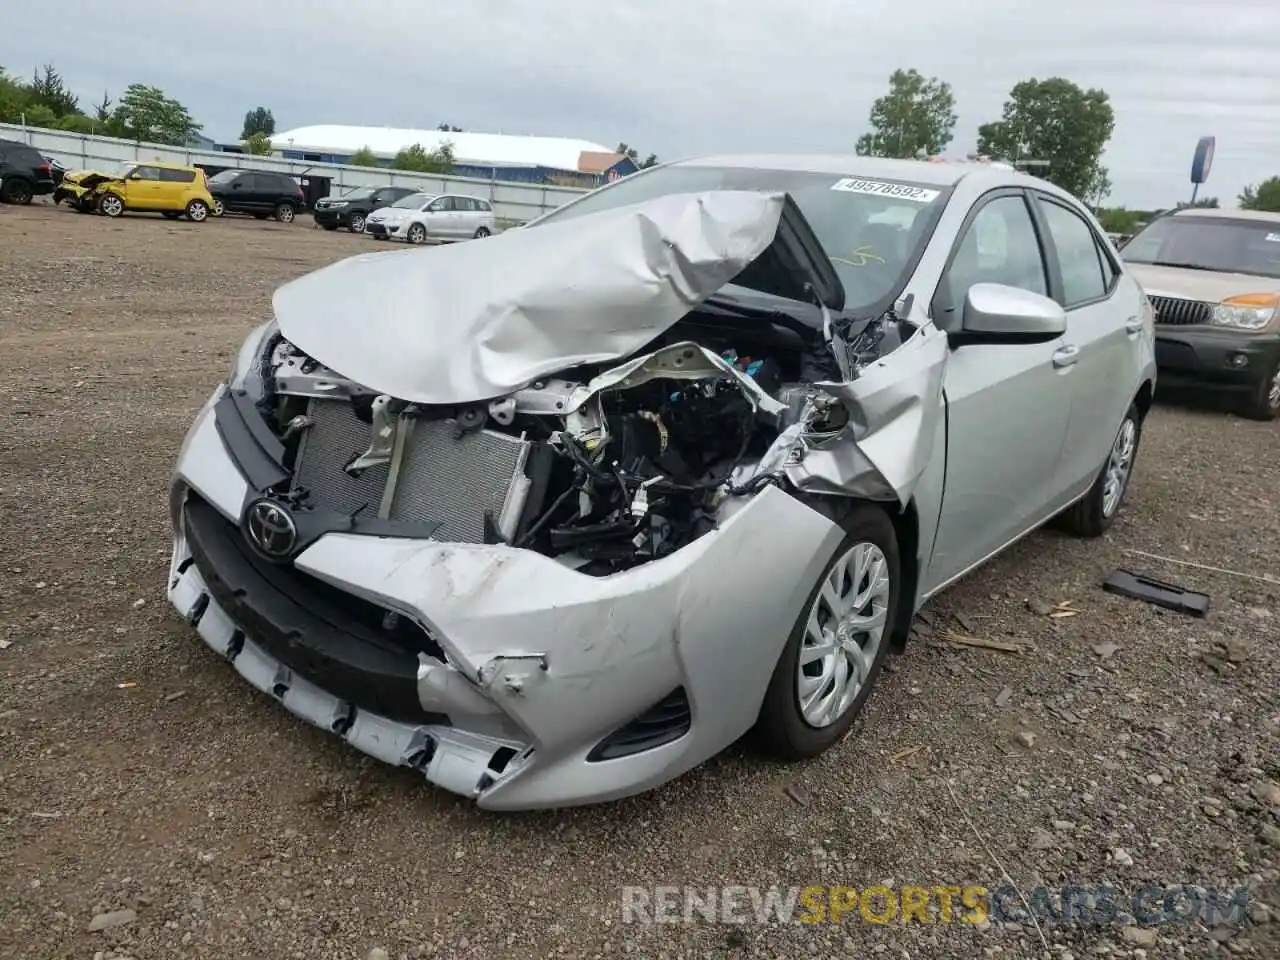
[0,123,590,223]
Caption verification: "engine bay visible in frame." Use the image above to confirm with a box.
[254,303,917,574]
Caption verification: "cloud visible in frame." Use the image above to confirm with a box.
[4,0,1278,208]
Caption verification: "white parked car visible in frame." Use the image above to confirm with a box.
[365,192,498,244]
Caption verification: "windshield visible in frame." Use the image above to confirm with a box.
[341,187,376,200]
[1122,215,1280,279]
[533,164,949,311]
[393,193,433,209]
[111,162,137,179]
[207,169,240,185]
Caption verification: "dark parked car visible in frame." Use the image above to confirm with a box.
[313,185,417,233]
[207,169,306,223]
[44,156,67,187]
[0,139,55,204]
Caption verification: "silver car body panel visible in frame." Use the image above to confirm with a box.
[170,155,1157,809]
[276,190,796,405]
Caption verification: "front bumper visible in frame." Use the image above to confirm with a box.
[364,220,402,238]
[312,207,351,227]
[167,389,842,810]
[1154,327,1280,391]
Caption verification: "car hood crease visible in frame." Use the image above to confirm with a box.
[272,190,843,404]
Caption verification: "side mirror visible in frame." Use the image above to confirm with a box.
[960,282,1066,340]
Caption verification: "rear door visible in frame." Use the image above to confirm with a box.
[423,195,455,236]
[923,190,1075,593]
[1030,192,1137,501]
[158,167,195,209]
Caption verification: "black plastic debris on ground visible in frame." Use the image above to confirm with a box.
[1102,569,1210,617]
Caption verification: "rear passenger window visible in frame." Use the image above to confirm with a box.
[160,168,195,183]
[1040,199,1109,306]
[457,197,476,211]
[476,199,491,212]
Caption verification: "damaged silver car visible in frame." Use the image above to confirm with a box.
[168,155,1157,810]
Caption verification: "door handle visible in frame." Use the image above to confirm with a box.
[1125,316,1143,336]
[1052,344,1080,368]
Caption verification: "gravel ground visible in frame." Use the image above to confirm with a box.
[0,200,1277,960]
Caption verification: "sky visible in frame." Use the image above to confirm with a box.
[4,0,1279,210]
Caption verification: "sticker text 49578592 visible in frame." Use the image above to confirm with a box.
[830,178,941,203]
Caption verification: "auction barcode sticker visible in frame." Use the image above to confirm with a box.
[831,177,940,203]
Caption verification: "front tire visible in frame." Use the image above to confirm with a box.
[406,223,427,245]
[756,504,899,760]
[1057,402,1142,537]
[210,198,224,217]
[348,213,366,233]
[1240,359,1280,421]
[98,192,124,217]
[474,226,491,239]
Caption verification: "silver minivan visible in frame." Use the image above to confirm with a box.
[365,192,498,244]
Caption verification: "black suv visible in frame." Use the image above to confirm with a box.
[206,169,307,223]
[0,139,55,204]
[313,185,417,233]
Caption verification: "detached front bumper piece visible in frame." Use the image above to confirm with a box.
[168,393,842,810]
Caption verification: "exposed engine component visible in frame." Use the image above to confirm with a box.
[260,312,910,574]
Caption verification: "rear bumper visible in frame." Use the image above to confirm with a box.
[32,177,55,196]
[1154,327,1280,390]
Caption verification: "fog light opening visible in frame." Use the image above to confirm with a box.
[1228,353,1249,369]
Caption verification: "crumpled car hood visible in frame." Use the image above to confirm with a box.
[273,190,844,404]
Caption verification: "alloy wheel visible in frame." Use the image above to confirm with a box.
[1101,416,1137,518]
[796,541,891,728]
[1269,365,1280,411]
[349,214,366,233]
[99,194,123,217]
[211,198,224,217]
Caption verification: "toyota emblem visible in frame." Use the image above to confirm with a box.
[244,499,298,558]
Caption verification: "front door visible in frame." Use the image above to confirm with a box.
[923,191,1075,593]
[126,165,164,210]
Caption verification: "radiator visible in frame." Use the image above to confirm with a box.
[292,399,532,543]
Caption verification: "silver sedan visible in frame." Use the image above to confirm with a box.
[167,154,1156,810]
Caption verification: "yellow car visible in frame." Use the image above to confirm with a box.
[56,161,214,222]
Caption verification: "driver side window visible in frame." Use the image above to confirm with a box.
[936,194,1048,328]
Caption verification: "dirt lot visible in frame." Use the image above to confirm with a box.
[0,200,1277,960]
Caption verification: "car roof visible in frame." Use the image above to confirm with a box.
[670,153,1042,190]
[134,160,200,172]
[1171,207,1280,224]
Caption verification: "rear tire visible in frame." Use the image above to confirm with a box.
[0,178,34,204]
[185,199,209,222]
[1240,359,1280,421]
[1056,402,1142,538]
[755,503,899,760]
[274,202,295,223]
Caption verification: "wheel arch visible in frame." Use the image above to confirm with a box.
[795,493,919,653]
[1133,378,1155,423]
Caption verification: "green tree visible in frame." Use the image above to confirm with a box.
[0,66,33,124]
[615,142,658,169]
[241,106,275,139]
[977,77,1115,201]
[1095,207,1143,235]
[1176,196,1219,209]
[20,103,58,129]
[28,64,78,117]
[1238,178,1280,212]
[855,68,957,159]
[111,83,202,145]
[390,141,455,174]
[347,145,380,166]
[243,132,272,155]
[436,122,463,132]
[57,113,98,134]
